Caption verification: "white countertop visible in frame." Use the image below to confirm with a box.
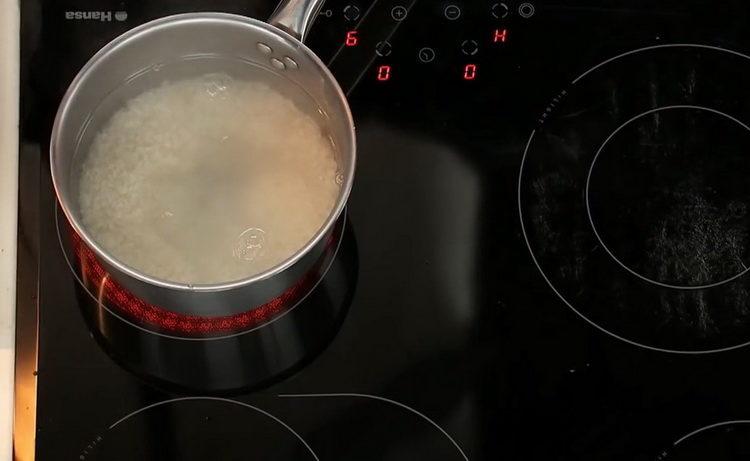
[0,0,19,459]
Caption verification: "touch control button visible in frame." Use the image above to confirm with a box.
[444,4,461,20]
[391,5,408,21]
[344,5,360,21]
[418,47,436,63]
[492,3,509,18]
[376,41,393,57]
[461,40,479,56]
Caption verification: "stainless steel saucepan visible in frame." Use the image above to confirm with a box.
[51,0,356,319]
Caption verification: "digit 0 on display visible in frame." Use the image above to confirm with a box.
[463,64,478,80]
[377,65,392,82]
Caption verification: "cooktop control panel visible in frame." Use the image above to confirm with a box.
[308,1,538,89]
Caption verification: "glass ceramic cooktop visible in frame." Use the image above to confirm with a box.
[16,0,750,459]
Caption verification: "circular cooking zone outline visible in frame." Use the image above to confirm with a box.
[657,420,750,459]
[79,397,320,460]
[54,205,344,341]
[585,105,750,290]
[519,43,750,354]
[278,393,469,460]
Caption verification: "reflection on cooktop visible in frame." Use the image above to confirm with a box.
[56,204,358,392]
[520,44,750,353]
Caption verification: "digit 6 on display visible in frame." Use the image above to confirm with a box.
[345,30,359,47]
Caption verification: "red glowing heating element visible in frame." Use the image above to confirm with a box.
[377,65,391,81]
[493,28,508,43]
[70,230,336,337]
[463,64,478,80]
[345,30,359,47]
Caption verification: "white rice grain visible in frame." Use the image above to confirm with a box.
[78,73,339,284]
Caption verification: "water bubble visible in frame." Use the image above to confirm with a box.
[335,173,344,185]
[205,83,223,97]
[233,228,266,262]
[204,73,233,98]
[152,63,163,72]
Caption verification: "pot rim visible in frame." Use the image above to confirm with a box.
[50,12,356,293]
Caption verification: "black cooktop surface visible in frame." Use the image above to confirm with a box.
[17,0,750,459]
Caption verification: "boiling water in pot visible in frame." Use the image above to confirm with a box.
[76,69,340,285]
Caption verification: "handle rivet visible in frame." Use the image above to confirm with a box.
[257,42,273,55]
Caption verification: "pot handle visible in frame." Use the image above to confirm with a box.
[269,0,326,43]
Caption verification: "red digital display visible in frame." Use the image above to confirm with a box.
[345,30,359,47]
[377,65,391,81]
[463,64,478,80]
[493,28,508,43]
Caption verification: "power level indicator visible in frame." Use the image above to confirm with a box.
[345,30,359,47]
[377,65,392,81]
[463,64,478,80]
[493,28,508,43]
